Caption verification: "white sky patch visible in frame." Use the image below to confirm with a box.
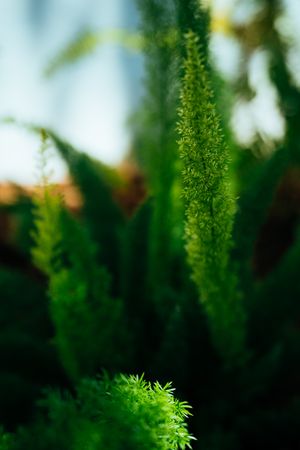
[211,0,288,148]
[250,92,285,143]
[231,49,285,147]
[211,0,236,15]
[51,44,131,166]
[248,50,285,142]
[276,0,300,89]
[231,100,256,146]
[0,0,141,185]
[210,33,242,81]
[0,125,67,184]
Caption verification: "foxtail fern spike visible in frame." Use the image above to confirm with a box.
[31,131,130,381]
[178,31,247,366]
[31,130,63,276]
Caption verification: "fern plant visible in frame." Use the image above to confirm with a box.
[133,0,182,316]
[2,1,300,449]
[31,131,131,381]
[178,31,247,366]
[6,374,193,450]
[47,131,125,290]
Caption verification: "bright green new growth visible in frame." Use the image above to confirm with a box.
[10,374,193,450]
[77,374,194,450]
[31,130,63,276]
[178,32,247,365]
[31,131,130,381]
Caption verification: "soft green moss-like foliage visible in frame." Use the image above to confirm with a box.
[31,132,130,381]
[31,133,62,276]
[11,374,193,450]
[178,31,247,365]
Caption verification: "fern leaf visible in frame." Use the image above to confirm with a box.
[178,31,247,366]
[31,132,131,381]
[12,374,194,450]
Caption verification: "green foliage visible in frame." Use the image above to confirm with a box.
[48,131,124,289]
[0,428,12,450]
[31,132,63,276]
[31,133,130,381]
[11,374,193,450]
[31,187,62,276]
[178,31,247,365]
[134,0,179,191]
[134,0,183,315]
[252,224,300,349]
[2,2,300,449]
[0,265,63,429]
[174,0,209,61]
[233,148,290,290]
[121,199,153,332]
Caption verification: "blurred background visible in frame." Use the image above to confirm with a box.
[1,2,300,447]
[1,0,300,183]
[0,0,143,183]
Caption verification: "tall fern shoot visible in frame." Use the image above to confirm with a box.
[178,32,247,366]
[31,131,130,381]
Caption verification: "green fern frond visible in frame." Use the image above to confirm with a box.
[12,374,194,450]
[178,31,247,366]
[31,130,63,276]
[31,131,131,381]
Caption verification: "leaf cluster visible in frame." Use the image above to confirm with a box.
[7,375,193,450]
